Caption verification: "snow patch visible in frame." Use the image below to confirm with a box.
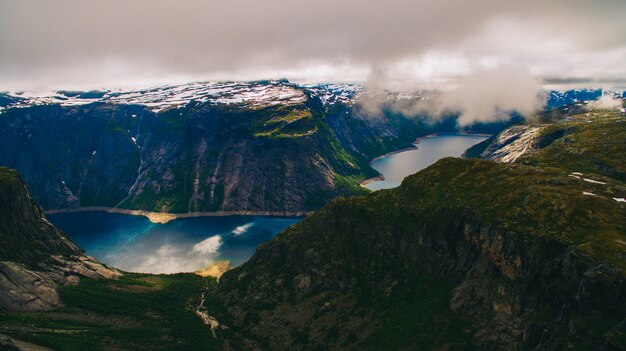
[583,178,606,185]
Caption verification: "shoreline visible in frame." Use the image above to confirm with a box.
[359,132,491,187]
[45,207,310,224]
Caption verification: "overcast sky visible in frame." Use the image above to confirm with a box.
[1,0,625,92]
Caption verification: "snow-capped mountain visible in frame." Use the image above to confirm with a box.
[0,81,366,113]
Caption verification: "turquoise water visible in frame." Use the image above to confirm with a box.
[365,133,488,191]
[48,212,300,274]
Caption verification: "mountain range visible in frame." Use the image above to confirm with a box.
[0,81,618,216]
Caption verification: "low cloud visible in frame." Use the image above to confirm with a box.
[356,66,544,125]
[439,67,544,125]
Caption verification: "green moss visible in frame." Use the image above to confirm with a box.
[333,174,370,196]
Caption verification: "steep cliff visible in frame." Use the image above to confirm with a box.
[0,82,422,213]
[204,111,626,349]
[0,167,119,311]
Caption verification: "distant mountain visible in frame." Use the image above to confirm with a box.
[543,89,603,110]
[205,109,626,350]
[0,167,119,311]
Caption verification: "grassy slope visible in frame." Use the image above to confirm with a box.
[517,110,626,182]
[0,274,219,350]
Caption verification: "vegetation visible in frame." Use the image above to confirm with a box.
[0,274,218,351]
[517,110,626,181]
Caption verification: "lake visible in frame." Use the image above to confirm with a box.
[364,133,489,190]
[48,212,300,274]
[49,134,486,274]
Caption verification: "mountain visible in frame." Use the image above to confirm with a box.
[201,109,626,350]
[2,81,615,215]
[543,89,604,110]
[0,167,119,312]
[0,81,429,214]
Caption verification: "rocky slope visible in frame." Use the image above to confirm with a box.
[204,110,626,350]
[0,167,119,312]
[465,108,626,181]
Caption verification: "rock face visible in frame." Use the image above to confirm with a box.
[0,167,120,311]
[0,80,523,214]
[206,111,626,350]
[0,81,426,213]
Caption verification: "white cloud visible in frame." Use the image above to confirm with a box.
[440,66,544,125]
[1,0,625,91]
[232,223,254,236]
[192,235,223,254]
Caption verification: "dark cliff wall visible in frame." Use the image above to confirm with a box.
[0,98,417,213]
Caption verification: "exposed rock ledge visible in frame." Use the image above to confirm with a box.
[0,255,121,312]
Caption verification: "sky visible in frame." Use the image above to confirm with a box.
[1,0,626,92]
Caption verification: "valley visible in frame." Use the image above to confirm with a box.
[3,1,626,350]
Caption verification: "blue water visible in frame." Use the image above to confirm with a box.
[48,212,300,274]
[365,133,489,191]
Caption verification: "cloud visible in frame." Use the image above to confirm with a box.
[131,243,215,274]
[586,95,624,110]
[1,0,625,91]
[439,66,544,125]
[192,235,223,254]
[355,66,544,125]
[232,223,254,236]
[123,236,223,274]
